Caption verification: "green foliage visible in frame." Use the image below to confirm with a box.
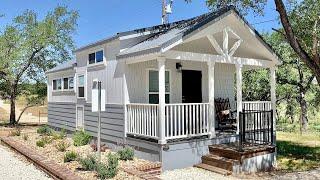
[78,155,97,171]
[36,139,46,147]
[117,147,134,161]
[72,130,92,146]
[105,153,119,178]
[96,163,109,180]
[0,6,78,124]
[37,125,53,136]
[64,151,78,163]
[52,129,66,140]
[56,141,70,152]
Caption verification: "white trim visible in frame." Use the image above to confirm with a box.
[207,35,223,55]
[76,105,85,130]
[146,68,171,104]
[87,48,106,66]
[165,50,275,67]
[77,74,86,99]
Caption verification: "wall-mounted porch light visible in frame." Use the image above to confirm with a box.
[176,62,182,72]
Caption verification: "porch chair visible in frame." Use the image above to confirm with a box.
[214,98,237,132]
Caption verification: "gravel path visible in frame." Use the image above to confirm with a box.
[161,167,320,180]
[0,144,52,180]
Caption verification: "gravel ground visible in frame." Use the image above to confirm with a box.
[0,144,52,180]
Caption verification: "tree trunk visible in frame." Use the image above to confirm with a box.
[298,93,308,133]
[9,96,16,125]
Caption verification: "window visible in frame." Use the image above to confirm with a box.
[88,50,104,64]
[57,79,62,90]
[78,75,85,98]
[53,77,74,91]
[148,70,170,104]
[63,78,69,90]
[53,80,57,90]
[69,77,74,89]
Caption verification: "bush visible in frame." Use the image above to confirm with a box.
[36,139,46,147]
[72,130,92,146]
[96,163,108,180]
[23,134,28,141]
[56,141,70,152]
[36,137,53,148]
[79,155,97,171]
[117,147,134,161]
[64,151,78,163]
[37,125,53,136]
[52,129,66,140]
[105,153,119,178]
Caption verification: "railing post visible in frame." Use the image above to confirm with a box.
[270,66,276,145]
[207,60,216,138]
[158,57,166,144]
[236,63,243,134]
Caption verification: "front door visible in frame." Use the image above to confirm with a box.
[182,70,202,103]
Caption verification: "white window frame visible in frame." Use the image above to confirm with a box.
[87,48,105,66]
[77,74,85,98]
[146,68,171,104]
[53,77,74,92]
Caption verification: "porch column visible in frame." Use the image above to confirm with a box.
[270,66,276,145]
[207,60,216,138]
[236,63,243,134]
[158,57,166,144]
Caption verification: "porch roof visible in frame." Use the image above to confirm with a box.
[117,6,281,66]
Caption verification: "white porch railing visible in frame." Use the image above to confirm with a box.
[126,103,210,141]
[242,101,272,111]
[126,104,159,139]
[165,103,210,140]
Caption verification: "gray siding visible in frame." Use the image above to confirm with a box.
[48,102,76,131]
[83,103,124,143]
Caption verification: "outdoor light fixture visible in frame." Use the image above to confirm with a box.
[176,62,182,72]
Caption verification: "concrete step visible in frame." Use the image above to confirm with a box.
[194,163,232,176]
[201,154,239,171]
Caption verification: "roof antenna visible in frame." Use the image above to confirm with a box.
[162,0,173,24]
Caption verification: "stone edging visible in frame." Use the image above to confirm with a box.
[0,137,83,180]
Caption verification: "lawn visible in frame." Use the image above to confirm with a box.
[277,131,320,171]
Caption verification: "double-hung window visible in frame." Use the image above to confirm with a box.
[148,70,170,104]
[88,50,104,64]
[53,79,62,90]
[78,75,85,98]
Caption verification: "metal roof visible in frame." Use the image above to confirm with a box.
[46,59,76,74]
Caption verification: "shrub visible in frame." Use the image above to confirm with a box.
[23,134,28,141]
[36,139,46,147]
[105,153,119,178]
[52,129,66,140]
[117,147,134,161]
[72,130,92,146]
[36,137,53,147]
[96,163,108,180]
[79,155,97,171]
[64,151,78,163]
[56,141,70,152]
[37,125,53,136]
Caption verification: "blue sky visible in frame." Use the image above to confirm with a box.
[0,0,280,48]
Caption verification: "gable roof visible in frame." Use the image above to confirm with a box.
[116,6,280,64]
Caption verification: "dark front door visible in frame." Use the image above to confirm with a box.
[182,70,202,103]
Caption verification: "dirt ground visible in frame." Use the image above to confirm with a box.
[0,102,47,124]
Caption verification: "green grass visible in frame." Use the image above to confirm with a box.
[277,131,320,171]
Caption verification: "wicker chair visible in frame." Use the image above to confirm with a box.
[214,98,237,132]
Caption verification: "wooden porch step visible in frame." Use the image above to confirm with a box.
[194,163,232,176]
[209,146,242,161]
[201,154,239,171]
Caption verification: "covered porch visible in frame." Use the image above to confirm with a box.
[119,19,279,145]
